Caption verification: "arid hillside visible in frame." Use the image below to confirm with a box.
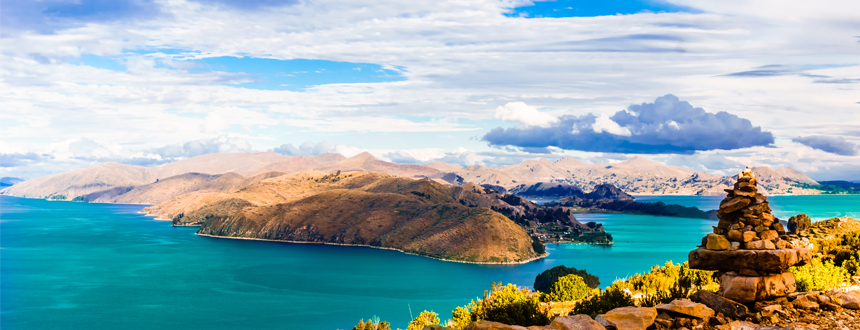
[145,171,541,263]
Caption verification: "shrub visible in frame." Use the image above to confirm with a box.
[531,236,546,255]
[342,316,391,330]
[534,265,600,292]
[405,311,439,330]
[454,282,551,327]
[570,286,635,318]
[450,306,472,329]
[610,261,716,297]
[790,258,849,292]
[546,275,591,302]
[843,252,860,277]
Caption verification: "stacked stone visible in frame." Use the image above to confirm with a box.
[688,167,811,304]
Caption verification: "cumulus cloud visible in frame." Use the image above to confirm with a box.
[792,135,859,156]
[494,102,557,127]
[272,141,366,157]
[482,94,775,154]
[147,135,254,159]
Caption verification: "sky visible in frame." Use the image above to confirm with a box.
[1,0,859,181]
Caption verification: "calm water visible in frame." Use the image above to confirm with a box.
[2,195,858,329]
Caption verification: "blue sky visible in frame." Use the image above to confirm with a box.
[1,0,859,180]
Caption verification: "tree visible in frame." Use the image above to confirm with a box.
[546,275,590,302]
[533,265,600,293]
[531,236,545,255]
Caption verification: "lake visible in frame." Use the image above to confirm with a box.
[2,195,858,329]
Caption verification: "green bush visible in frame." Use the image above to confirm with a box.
[534,265,600,292]
[610,261,715,297]
[570,285,635,318]
[790,258,849,292]
[531,236,546,255]
[405,311,439,330]
[843,252,860,277]
[341,316,391,330]
[546,275,590,302]
[454,282,551,327]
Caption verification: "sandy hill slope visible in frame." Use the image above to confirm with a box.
[145,171,540,263]
[316,152,442,178]
[0,162,157,199]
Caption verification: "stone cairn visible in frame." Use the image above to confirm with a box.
[689,167,811,304]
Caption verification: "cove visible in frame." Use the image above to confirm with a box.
[2,195,858,329]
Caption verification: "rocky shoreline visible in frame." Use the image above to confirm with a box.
[195,233,550,265]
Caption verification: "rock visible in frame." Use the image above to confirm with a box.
[551,315,606,330]
[772,222,786,235]
[425,326,459,330]
[688,248,811,273]
[830,290,860,309]
[775,240,791,249]
[742,231,756,242]
[733,190,756,198]
[595,307,657,330]
[759,230,779,241]
[729,242,740,251]
[655,299,715,322]
[787,214,811,233]
[689,291,749,320]
[717,320,758,330]
[727,230,743,242]
[719,197,751,214]
[792,294,820,310]
[745,239,776,250]
[718,272,796,303]
[758,304,781,317]
[705,234,731,251]
[464,321,529,330]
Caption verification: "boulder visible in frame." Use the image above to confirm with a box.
[655,299,715,321]
[742,231,756,242]
[718,197,751,214]
[687,248,811,273]
[464,321,529,330]
[551,315,606,330]
[705,234,731,251]
[727,230,743,242]
[718,272,796,303]
[595,307,657,330]
[745,240,775,250]
[792,294,819,310]
[689,290,748,320]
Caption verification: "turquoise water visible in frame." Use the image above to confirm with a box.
[2,195,858,329]
[633,195,860,221]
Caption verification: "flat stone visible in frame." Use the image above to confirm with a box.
[717,320,758,330]
[733,190,756,198]
[719,197,751,214]
[742,231,756,242]
[595,307,657,330]
[655,299,715,321]
[464,321,529,330]
[745,240,775,250]
[690,291,748,320]
[792,294,820,310]
[772,222,786,235]
[551,315,606,330]
[688,248,811,273]
[705,234,731,251]
[718,272,796,303]
[775,240,791,249]
[830,291,860,310]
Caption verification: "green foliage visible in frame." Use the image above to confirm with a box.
[71,196,88,202]
[343,316,391,330]
[790,258,849,292]
[450,306,472,329]
[843,252,860,277]
[531,236,546,255]
[570,286,635,318]
[534,265,600,293]
[796,181,860,194]
[637,266,697,307]
[546,275,591,302]
[455,282,551,327]
[610,261,716,297]
[406,311,439,330]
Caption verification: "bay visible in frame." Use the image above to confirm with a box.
[2,195,858,329]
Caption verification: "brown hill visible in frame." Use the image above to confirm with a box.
[316,152,442,178]
[146,171,540,263]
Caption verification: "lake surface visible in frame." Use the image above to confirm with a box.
[2,195,858,329]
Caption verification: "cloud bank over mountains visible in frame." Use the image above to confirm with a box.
[483,95,775,154]
[1,0,858,180]
[793,135,859,156]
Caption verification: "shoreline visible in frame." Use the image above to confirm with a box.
[194,233,550,265]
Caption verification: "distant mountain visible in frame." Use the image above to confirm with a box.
[0,177,25,187]
[148,171,543,263]
[0,152,438,201]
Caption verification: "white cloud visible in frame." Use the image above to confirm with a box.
[592,113,632,136]
[494,102,558,127]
